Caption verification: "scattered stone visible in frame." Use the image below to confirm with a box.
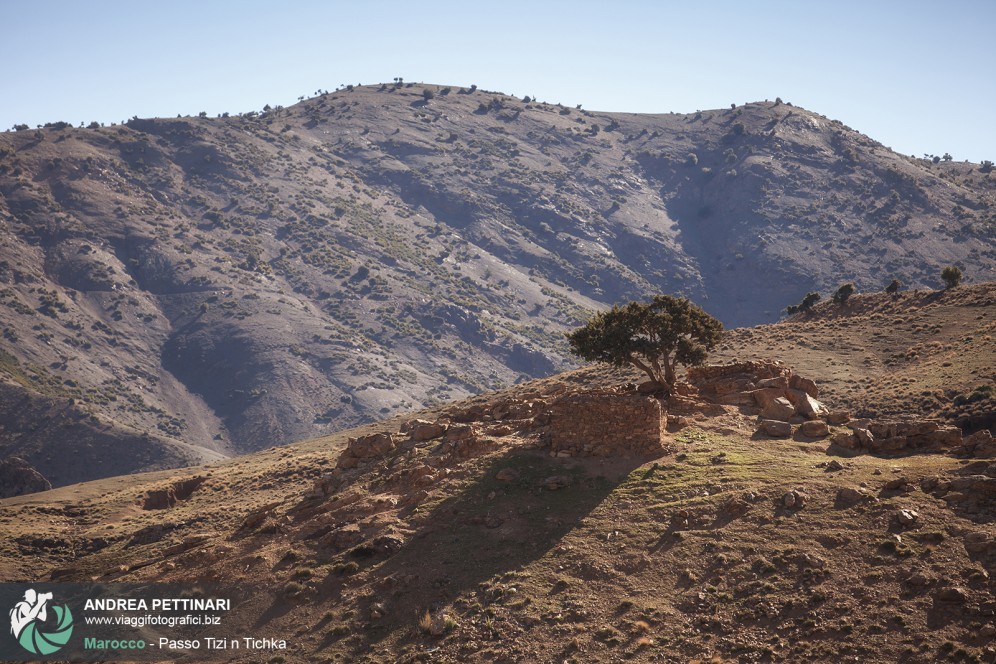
[761,398,795,422]
[782,490,806,509]
[835,486,875,508]
[800,420,830,438]
[934,586,969,604]
[896,509,919,526]
[495,468,519,482]
[759,419,792,438]
[543,475,572,491]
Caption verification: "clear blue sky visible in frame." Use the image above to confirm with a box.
[3,0,994,163]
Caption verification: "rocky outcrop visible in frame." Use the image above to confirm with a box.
[0,457,51,498]
[337,432,396,469]
[951,429,996,458]
[832,419,963,454]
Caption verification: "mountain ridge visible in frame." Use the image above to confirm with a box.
[1,83,993,484]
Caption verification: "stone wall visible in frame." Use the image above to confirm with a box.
[549,393,664,457]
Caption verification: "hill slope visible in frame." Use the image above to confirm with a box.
[1,287,993,662]
[1,84,994,483]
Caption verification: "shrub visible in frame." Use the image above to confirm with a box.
[885,279,902,294]
[981,160,994,173]
[832,283,855,304]
[422,89,434,102]
[567,295,723,391]
[941,266,962,289]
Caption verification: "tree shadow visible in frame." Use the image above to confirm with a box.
[332,447,644,646]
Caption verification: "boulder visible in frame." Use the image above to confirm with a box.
[445,423,476,441]
[349,433,395,458]
[827,410,851,426]
[800,420,830,438]
[830,431,859,449]
[835,486,875,508]
[934,587,969,604]
[930,426,962,447]
[788,390,829,419]
[853,428,875,447]
[756,376,789,390]
[751,387,788,410]
[759,419,792,438]
[412,421,447,442]
[761,397,795,421]
[789,374,819,398]
[896,508,919,526]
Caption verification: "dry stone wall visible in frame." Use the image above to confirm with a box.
[549,393,665,458]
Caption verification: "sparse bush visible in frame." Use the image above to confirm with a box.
[567,295,723,391]
[885,278,902,294]
[422,89,434,102]
[981,160,994,173]
[941,265,962,289]
[832,283,855,304]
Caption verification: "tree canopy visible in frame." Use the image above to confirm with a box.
[567,295,723,391]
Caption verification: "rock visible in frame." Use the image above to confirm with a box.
[896,508,919,526]
[788,390,829,419]
[789,374,819,398]
[980,624,996,638]
[445,423,476,441]
[853,428,875,447]
[310,471,344,498]
[934,587,969,604]
[412,420,447,442]
[756,376,789,390]
[751,387,787,410]
[543,475,572,491]
[835,486,874,508]
[825,459,845,472]
[495,468,519,482]
[827,410,851,426]
[782,490,806,508]
[930,426,963,447]
[370,602,387,620]
[348,433,395,458]
[830,431,858,449]
[761,397,795,421]
[883,477,914,492]
[0,457,52,498]
[800,420,830,438]
[759,419,793,438]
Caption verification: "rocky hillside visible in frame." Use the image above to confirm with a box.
[1,83,994,484]
[1,287,993,662]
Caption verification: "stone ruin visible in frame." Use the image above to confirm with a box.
[548,392,665,458]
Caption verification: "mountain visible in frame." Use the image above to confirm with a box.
[1,83,994,484]
[2,285,993,662]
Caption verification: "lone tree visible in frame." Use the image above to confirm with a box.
[567,295,723,392]
[832,283,855,304]
[941,265,962,289]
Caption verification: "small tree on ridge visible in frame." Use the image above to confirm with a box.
[566,295,723,393]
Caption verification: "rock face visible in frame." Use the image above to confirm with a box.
[549,393,665,458]
[952,430,996,458]
[0,457,51,498]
